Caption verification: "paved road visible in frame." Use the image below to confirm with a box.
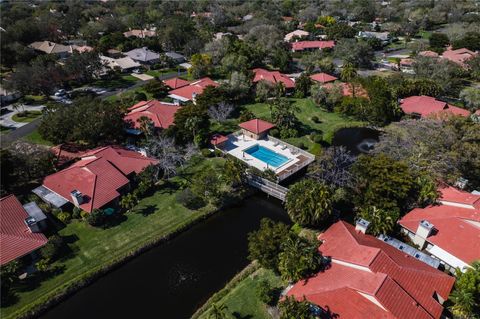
[0,104,45,128]
[1,71,188,146]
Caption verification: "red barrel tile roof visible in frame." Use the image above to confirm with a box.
[163,77,190,89]
[252,68,295,89]
[238,119,275,134]
[0,195,48,265]
[125,100,181,130]
[400,96,470,118]
[168,77,219,101]
[291,40,335,51]
[310,72,338,83]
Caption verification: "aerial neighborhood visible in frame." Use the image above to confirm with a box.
[0,1,479,319]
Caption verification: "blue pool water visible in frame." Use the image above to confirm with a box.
[244,144,289,167]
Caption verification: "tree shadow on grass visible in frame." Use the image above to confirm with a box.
[15,265,66,293]
[103,214,128,229]
[135,204,158,216]
[157,180,181,195]
[232,312,253,319]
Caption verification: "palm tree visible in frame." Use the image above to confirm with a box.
[209,303,229,319]
[341,62,358,98]
[450,289,475,318]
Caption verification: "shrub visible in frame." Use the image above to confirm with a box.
[201,148,212,158]
[297,142,305,149]
[257,280,277,305]
[72,206,82,219]
[311,115,319,123]
[57,211,72,223]
[51,208,62,218]
[35,258,51,272]
[313,133,323,143]
[86,209,106,227]
[176,188,205,210]
[214,149,223,157]
[269,128,280,137]
[80,210,89,220]
[40,235,63,260]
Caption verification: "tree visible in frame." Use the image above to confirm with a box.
[86,209,106,227]
[294,73,312,98]
[356,206,400,235]
[352,154,415,211]
[1,260,20,305]
[467,55,480,81]
[309,146,356,190]
[222,159,247,188]
[271,47,291,72]
[120,193,138,212]
[208,102,234,122]
[459,87,480,112]
[310,84,327,106]
[285,179,332,227]
[189,53,213,79]
[40,235,64,261]
[335,39,374,68]
[64,51,103,84]
[452,32,480,51]
[279,296,314,319]
[172,103,210,145]
[208,303,229,319]
[341,62,358,98]
[247,218,291,272]
[146,136,186,179]
[361,76,401,125]
[245,24,283,53]
[221,53,249,75]
[278,236,322,282]
[144,80,169,98]
[257,280,278,305]
[191,167,222,203]
[221,71,251,103]
[325,23,356,40]
[413,56,463,95]
[429,32,450,51]
[449,261,480,318]
[270,98,300,138]
[255,80,275,102]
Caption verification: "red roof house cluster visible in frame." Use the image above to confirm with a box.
[168,77,219,103]
[252,68,295,89]
[0,195,48,265]
[239,119,275,134]
[124,100,181,130]
[441,47,477,68]
[163,77,191,89]
[287,221,455,319]
[42,147,157,213]
[291,40,335,52]
[399,185,480,272]
[309,72,338,84]
[400,96,470,118]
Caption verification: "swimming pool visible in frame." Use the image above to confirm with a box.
[244,144,289,168]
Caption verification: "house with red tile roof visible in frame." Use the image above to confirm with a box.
[441,47,478,68]
[163,77,190,89]
[1,195,48,265]
[124,100,180,134]
[239,119,275,140]
[399,185,480,273]
[323,82,369,98]
[168,77,219,104]
[419,50,440,58]
[252,68,295,89]
[284,30,309,42]
[309,72,338,84]
[36,147,157,213]
[210,134,229,148]
[400,96,470,118]
[290,40,335,52]
[287,221,455,319]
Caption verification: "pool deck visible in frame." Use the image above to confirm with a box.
[219,132,315,181]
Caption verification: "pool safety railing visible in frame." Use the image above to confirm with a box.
[246,175,289,201]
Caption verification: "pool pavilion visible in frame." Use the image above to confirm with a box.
[212,119,315,181]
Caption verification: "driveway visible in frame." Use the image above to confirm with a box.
[0,104,45,129]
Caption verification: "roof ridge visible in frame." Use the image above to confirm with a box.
[0,232,48,243]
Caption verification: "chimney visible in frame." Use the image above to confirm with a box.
[24,216,40,233]
[413,220,434,249]
[70,190,84,207]
[355,218,370,234]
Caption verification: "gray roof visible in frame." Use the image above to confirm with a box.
[165,51,185,60]
[377,234,441,269]
[125,47,160,62]
[23,202,47,222]
[32,185,69,208]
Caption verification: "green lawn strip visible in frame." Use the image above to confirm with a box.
[1,125,13,135]
[195,265,283,319]
[145,68,181,78]
[22,129,53,146]
[12,111,42,123]
[243,98,365,151]
[3,157,225,319]
[90,75,139,90]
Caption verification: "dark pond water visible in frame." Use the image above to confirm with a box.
[39,195,289,319]
[332,127,380,155]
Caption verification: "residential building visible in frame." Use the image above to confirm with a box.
[124,100,181,134]
[323,81,368,98]
[284,30,309,42]
[358,31,391,44]
[100,55,141,73]
[124,47,160,65]
[418,50,439,58]
[441,47,478,68]
[28,41,72,58]
[287,221,455,319]
[163,77,190,89]
[238,118,275,140]
[400,95,470,118]
[309,72,338,84]
[291,40,335,52]
[123,29,156,38]
[164,51,186,64]
[252,68,295,90]
[33,147,157,213]
[399,185,480,273]
[0,195,48,266]
[168,77,219,104]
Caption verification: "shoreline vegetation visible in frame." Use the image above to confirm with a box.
[3,157,254,319]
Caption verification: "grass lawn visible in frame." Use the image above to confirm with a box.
[1,125,13,135]
[3,157,225,319]
[197,267,283,319]
[22,128,53,146]
[12,111,42,123]
[242,98,365,153]
[103,86,154,103]
[90,74,139,89]
[145,68,183,78]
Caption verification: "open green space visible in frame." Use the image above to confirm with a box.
[89,74,139,90]
[145,68,184,78]
[22,128,53,146]
[3,157,225,319]
[197,267,283,319]
[242,98,365,152]
[12,110,42,123]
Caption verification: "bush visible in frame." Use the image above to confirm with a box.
[176,188,205,210]
[86,209,106,227]
[214,149,223,157]
[51,208,62,218]
[57,211,72,223]
[80,210,89,220]
[269,128,280,137]
[35,258,51,272]
[313,133,323,143]
[72,206,82,219]
[297,142,305,150]
[257,280,277,305]
[40,235,63,261]
[201,148,213,158]
[311,115,319,123]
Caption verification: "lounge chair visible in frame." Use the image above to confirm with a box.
[273,140,279,146]
[281,144,287,150]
